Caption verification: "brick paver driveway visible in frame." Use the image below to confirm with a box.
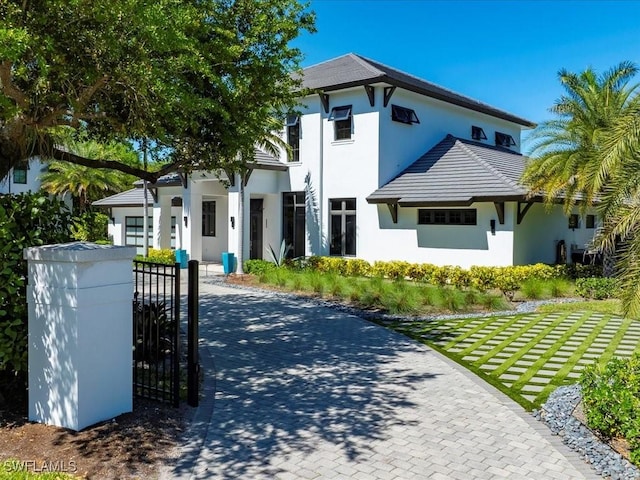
[163,282,598,480]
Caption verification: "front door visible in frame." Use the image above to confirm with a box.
[250,199,263,259]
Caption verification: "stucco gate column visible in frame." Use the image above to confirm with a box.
[24,242,136,431]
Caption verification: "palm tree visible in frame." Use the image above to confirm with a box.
[40,138,140,211]
[522,62,639,211]
[592,95,640,316]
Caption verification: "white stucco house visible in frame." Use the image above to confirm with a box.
[93,53,598,267]
[0,157,47,195]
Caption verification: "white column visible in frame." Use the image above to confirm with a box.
[25,242,136,431]
[182,184,203,261]
[153,194,172,250]
[227,186,240,256]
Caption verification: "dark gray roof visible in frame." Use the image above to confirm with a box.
[299,53,535,128]
[93,188,152,207]
[133,148,287,188]
[366,135,530,206]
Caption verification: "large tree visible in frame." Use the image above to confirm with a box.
[0,0,314,182]
[521,62,639,211]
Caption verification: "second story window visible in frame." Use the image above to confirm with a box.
[329,105,352,140]
[471,126,487,141]
[391,105,419,125]
[13,162,28,184]
[285,115,300,162]
[495,131,516,148]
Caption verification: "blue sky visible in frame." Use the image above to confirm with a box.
[293,0,640,143]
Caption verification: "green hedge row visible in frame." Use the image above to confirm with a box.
[575,277,619,300]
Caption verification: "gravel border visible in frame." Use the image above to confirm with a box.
[534,385,640,480]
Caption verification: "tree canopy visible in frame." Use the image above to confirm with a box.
[0,0,314,182]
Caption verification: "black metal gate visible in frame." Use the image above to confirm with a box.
[133,259,199,408]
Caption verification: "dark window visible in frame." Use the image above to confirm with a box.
[418,209,477,225]
[330,198,356,256]
[568,214,580,229]
[282,192,306,257]
[13,162,27,184]
[471,126,487,140]
[329,105,352,140]
[287,117,300,162]
[495,131,516,148]
[391,105,420,125]
[202,201,216,236]
[170,216,177,248]
[125,216,153,247]
[586,214,596,229]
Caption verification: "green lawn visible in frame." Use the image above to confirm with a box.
[382,308,640,410]
[0,460,76,479]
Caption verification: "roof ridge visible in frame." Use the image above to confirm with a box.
[349,53,386,77]
[453,137,523,191]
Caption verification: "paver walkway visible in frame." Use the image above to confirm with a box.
[163,280,599,479]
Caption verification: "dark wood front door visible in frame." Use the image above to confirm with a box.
[250,199,264,259]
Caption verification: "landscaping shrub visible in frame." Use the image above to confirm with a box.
[0,193,74,400]
[520,278,546,300]
[469,266,497,292]
[581,354,640,463]
[565,263,604,279]
[245,259,276,275]
[575,277,619,300]
[70,210,109,242]
[344,258,371,277]
[147,248,177,265]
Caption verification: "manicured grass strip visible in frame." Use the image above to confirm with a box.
[441,315,525,352]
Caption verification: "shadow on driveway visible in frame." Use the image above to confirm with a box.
[172,290,441,479]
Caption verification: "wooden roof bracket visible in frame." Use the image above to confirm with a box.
[517,201,534,224]
[224,169,235,187]
[383,86,396,107]
[364,85,375,106]
[319,93,330,113]
[150,188,158,203]
[494,201,505,225]
[387,203,398,224]
[242,169,253,187]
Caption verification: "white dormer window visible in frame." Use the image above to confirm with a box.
[471,126,487,141]
[391,105,419,125]
[329,105,352,140]
[495,131,516,148]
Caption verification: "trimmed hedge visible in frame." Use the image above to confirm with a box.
[245,259,277,275]
[0,193,74,377]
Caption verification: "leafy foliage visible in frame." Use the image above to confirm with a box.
[0,193,73,378]
[244,259,276,275]
[581,354,640,464]
[70,211,109,242]
[575,277,619,300]
[267,240,292,267]
[0,0,315,182]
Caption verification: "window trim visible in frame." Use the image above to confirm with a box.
[287,121,300,162]
[417,209,477,226]
[124,216,153,247]
[202,200,216,237]
[471,126,487,141]
[329,198,357,257]
[391,104,420,125]
[495,131,516,148]
[12,163,28,184]
[284,114,299,127]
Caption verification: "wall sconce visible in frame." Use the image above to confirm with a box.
[183,216,188,228]
[230,216,235,229]
[490,219,496,235]
[111,217,115,226]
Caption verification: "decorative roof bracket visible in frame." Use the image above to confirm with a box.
[387,203,398,224]
[364,85,375,107]
[494,202,505,225]
[383,86,396,107]
[517,201,534,224]
[319,93,330,113]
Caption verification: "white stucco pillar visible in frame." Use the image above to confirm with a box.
[153,194,172,250]
[182,184,203,261]
[25,242,136,431]
[227,187,240,257]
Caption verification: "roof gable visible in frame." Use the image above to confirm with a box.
[300,53,535,128]
[366,135,529,206]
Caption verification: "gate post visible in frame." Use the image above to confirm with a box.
[25,242,136,431]
[187,259,199,407]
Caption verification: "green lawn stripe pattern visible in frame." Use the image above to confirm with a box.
[382,310,640,410]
